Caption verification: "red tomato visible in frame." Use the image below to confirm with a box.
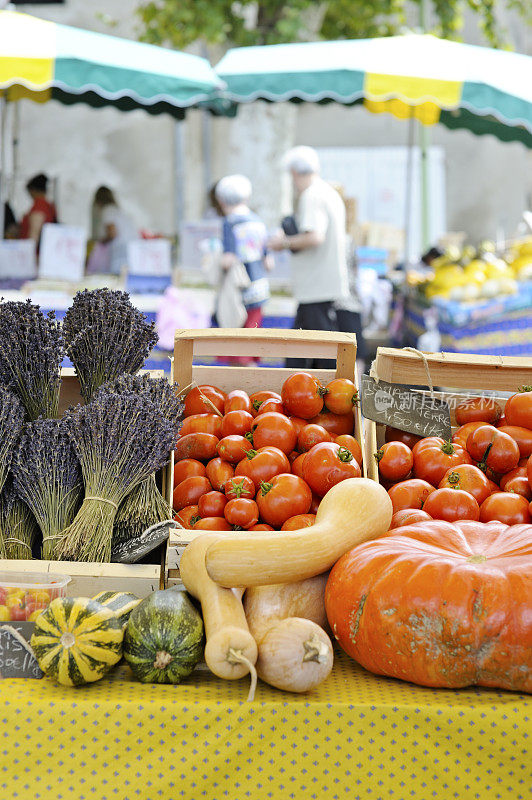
[224,390,251,415]
[216,435,253,464]
[384,426,422,449]
[504,389,532,429]
[387,479,435,513]
[413,439,472,486]
[309,492,321,514]
[488,478,501,494]
[291,452,307,479]
[205,458,234,491]
[10,605,28,621]
[335,435,363,466]
[323,378,358,415]
[193,517,232,531]
[390,508,432,528]
[251,412,297,454]
[309,410,354,436]
[281,513,316,531]
[248,523,276,531]
[249,391,282,417]
[224,498,259,529]
[438,464,492,505]
[179,413,223,439]
[289,416,308,437]
[235,446,291,490]
[198,491,227,518]
[528,453,532,489]
[256,474,312,527]
[221,410,254,438]
[499,464,528,490]
[497,426,532,458]
[466,425,520,475]
[479,492,531,524]
[184,385,225,417]
[303,442,361,497]
[502,476,532,500]
[423,487,480,522]
[281,372,325,419]
[173,476,211,512]
[375,441,413,482]
[496,414,507,427]
[288,450,299,464]
[174,505,200,529]
[452,422,488,449]
[257,397,284,415]
[174,433,219,462]
[224,476,256,500]
[297,424,333,452]
[455,396,502,426]
[173,458,206,487]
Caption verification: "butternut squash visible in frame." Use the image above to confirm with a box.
[206,478,392,587]
[179,534,258,681]
[244,574,333,693]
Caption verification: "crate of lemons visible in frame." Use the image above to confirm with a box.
[413,237,532,303]
[29,588,204,687]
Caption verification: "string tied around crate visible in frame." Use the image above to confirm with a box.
[369,347,436,400]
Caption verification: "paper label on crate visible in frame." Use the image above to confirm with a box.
[360,374,452,439]
[0,625,43,679]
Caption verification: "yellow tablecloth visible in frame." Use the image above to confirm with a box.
[1,650,530,800]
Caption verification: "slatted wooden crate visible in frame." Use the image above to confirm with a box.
[0,368,171,598]
[364,348,532,483]
[166,327,363,584]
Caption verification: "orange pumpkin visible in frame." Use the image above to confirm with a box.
[325,520,532,693]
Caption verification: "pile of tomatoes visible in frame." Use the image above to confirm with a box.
[376,390,532,527]
[173,373,362,531]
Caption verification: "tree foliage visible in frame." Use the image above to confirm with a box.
[136,0,529,51]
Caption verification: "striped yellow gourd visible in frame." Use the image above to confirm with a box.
[30,597,123,686]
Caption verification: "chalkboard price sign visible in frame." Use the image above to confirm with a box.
[111,520,174,564]
[0,625,43,679]
[361,374,452,440]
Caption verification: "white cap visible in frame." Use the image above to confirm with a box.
[283,145,320,175]
[215,174,252,206]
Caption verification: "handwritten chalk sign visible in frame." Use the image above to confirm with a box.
[39,223,87,281]
[361,374,452,439]
[0,625,43,679]
[111,520,174,564]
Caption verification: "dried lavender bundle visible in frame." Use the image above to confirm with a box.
[0,387,24,495]
[96,374,182,544]
[0,477,39,560]
[63,289,158,402]
[55,391,174,563]
[0,299,64,419]
[12,418,83,560]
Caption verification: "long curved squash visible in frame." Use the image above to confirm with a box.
[205,478,392,587]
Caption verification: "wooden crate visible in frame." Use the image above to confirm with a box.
[0,367,170,598]
[166,327,363,584]
[364,348,532,483]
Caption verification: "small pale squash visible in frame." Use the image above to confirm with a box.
[30,597,123,686]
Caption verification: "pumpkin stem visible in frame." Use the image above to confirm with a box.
[60,632,76,649]
[154,650,174,669]
[227,648,257,702]
[302,634,330,664]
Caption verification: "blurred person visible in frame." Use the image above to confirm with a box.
[268,146,349,369]
[90,186,137,275]
[214,174,273,332]
[19,173,57,251]
[3,201,19,239]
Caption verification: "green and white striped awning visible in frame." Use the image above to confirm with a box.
[215,34,532,146]
[0,10,226,118]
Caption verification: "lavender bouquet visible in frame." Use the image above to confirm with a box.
[95,374,183,546]
[0,300,64,419]
[62,289,158,403]
[12,418,83,560]
[55,390,174,563]
[0,477,39,560]
[0,387,24,495]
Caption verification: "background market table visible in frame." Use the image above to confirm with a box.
[0,650,530,800]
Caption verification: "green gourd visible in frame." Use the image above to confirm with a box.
[123,588,203,683]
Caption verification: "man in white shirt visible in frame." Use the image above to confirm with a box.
[269,146,350,368]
